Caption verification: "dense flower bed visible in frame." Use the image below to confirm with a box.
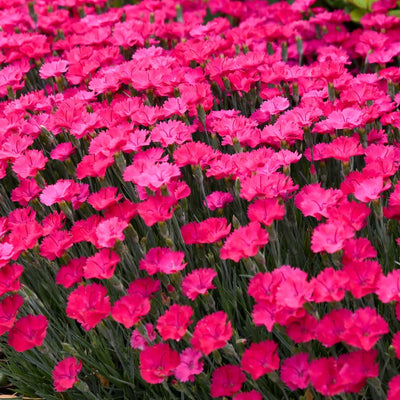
[1,0,400,398]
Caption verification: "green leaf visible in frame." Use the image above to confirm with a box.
[345,0,378,10]
[350,7,368,22]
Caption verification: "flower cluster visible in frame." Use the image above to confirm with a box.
[0,0,400,398]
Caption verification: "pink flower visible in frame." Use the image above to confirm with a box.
[342,307,389,351]
[311,222,354,254]
[210,365,246,398]
[295,183,343,220]
[247,198,286,226]
[127,277,161,298]
[151,120,195,147]
[204,191,234,210]
[52,357,82,392]
[376,269,400,302]
[234,391,262,400]
[66,284,111,331]
[309,357,344,396]
[0,263,23,297]
[12,150,48,179]
[124,162,181,191]
[76,154,114,179]
[137,194,177,226]
[352,176,391,203]
[388,375,400,400]
[56,257,86,288]
[240,173,298,202]
[311,267,348,303]
[84,249,120,280]
[95,217,128,248]
[139,247,186,275]
[8,315,48,352]
[130,323,156,350]
[111,294,151,329]
[280,353,311,390]
[8,220,43,256]
[191,311,232,355]
[241,340,280,380]
[41,211,66,236]
[88,187,122,211]
[156,304,193,341]
[40,60,69,79]
[139,343,180,384]
[173,141,214,168]
[181,218,231,244]
[392,331,400,359]
[39,179,89,208]
[220,222,269,262]
[0,294,24,336]
[275,266,313,309]
[342,259,382,299]
[50,142,75,161]
[316,309,352,347]
[130,330,148,351]
[175,348,204,382]
[39,230,73,260]
[10,179,42,206]
[286,313,318,343]
[182,268,217,300]
[342,237,377,263]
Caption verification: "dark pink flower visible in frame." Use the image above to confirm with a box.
[241,340,280,380]
[53,357,82,392]
[191,311,232,355]
[83,248,119,279]
[342,259,382,299]
[66,284,111,331]
[280,353,311,390]
[388,375,400,400]
[247,198,286,226]
[139,343,180,384]
[342,307,389,351]
[0,263,23,297]
[111,294,151,329]
[156,304,193,341]
[127,277,161,298]
[204,191,234,210]
[0,294,24,336]
[181,218,231,244]
[56,257,86,288]
[234,391,262,400]
[10,179,42,206]
[139,247,186,275]
[88,187,122,211]
[210,365,246,398]
[8,315,48,352]
[182,268,217,300]
[220,222,269,262]
[39,230,73,260]
[137,194,177,227]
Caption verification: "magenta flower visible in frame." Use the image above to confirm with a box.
[8,315,48,352]
[52,357,82,392]
[66,284,111,331]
